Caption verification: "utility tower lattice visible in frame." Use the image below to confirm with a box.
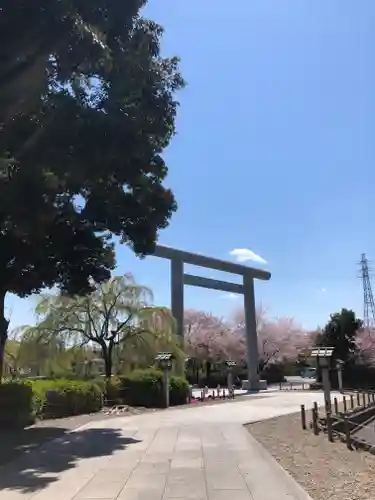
[359,253,375,332]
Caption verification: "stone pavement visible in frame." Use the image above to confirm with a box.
[0,391,342,500]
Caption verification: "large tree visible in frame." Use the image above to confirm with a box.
[184,309,246,380]
[315,308,362,366]
[0,1,184,378]
[232,307,312,370]
[32,274,175,379]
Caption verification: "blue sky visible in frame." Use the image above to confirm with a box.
[6,0,375,331]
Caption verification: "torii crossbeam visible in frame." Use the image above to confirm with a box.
[153,244,271,391]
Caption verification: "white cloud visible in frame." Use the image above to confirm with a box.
[320,287,327,293]
[229,248,267,264]
[221,293,240,300]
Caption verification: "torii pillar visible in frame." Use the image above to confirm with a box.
[153,245,271,391]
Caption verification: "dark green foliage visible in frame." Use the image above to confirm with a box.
[119,369,163,407]
[0,379,104,427]
[197,374,229,388]
[0,382,35,427]
[102,376,123,403]
[37,380,103,418]
[315,309,362,366]
[331,365,375,390]
[0,0,184,378]
[169,376,190,406]
[260,362,286,384]
[28,379,103,418]
[119,369,189,408]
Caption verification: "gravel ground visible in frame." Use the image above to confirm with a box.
[247,409,375,500]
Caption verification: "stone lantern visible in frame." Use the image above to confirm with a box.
[310,347,334,413]
[155,352,173,408]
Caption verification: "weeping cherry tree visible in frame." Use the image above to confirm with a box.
[33,274,176,379]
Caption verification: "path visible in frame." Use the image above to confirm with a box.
[0,391,342,500]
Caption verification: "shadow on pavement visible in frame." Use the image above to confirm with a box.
[0,427,140,495]
[0,426,68,467]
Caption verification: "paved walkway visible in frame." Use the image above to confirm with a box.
[0,391,342,500]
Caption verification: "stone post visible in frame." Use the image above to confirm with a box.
[321,367,332,413]
[243,274,259,391]
[171,258,184,338]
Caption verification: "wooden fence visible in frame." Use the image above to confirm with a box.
[300,390,375,453]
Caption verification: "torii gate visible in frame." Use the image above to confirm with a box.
[153,245,271,391]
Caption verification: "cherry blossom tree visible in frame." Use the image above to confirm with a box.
[231,306,313,369]
[356,328,375,365]
[184,309,246,379]
[183,306,315,381]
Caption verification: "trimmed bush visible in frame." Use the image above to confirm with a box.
[0,379,104,427]
[170,375,189,405]
[260,362,286,384]
[197,373,227,388]
[0,382,35,428]
[119,369,163,407]
[340,365,375,390]
[119,369,189,408]
[35,380,103,418]
[104,376,123,403]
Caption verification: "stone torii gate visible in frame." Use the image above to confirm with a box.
[153,245,271,391]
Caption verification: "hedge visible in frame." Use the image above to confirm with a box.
[260,363,286,384]
[332,364,375,390]
[0,382,36,428]
[0,379,103,427]
[0,370,190,428]
[118,369,189,408]
[29,379,103,418]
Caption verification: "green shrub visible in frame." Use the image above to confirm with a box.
[0,382,35,427]
[340,365,375,390]
[105,376,122,403]
[260,362,286,384]
[119,369,189,408]
[197,373,228,388]
[0,379,104,428]
[170,375,189,405]
[28,379,103,419]
[119,369,163,407]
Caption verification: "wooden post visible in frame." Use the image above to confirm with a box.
[314,401,318,417]
[312,408,318,435]
[350,394,354,409]
[368,392,371,406]
[312,402,319,435]
[357,392,360,406]
[326,411,333,442]
[279,382,282,390]
[343,396,347,412]
[301,404,306,430]
[344,416,351,450]
[334,397,338,414]
[362,392,366,407]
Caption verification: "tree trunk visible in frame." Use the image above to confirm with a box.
[206,360,212,380]
[100,342,114,404]
[101,343,113,381]
[0,291,9,384]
